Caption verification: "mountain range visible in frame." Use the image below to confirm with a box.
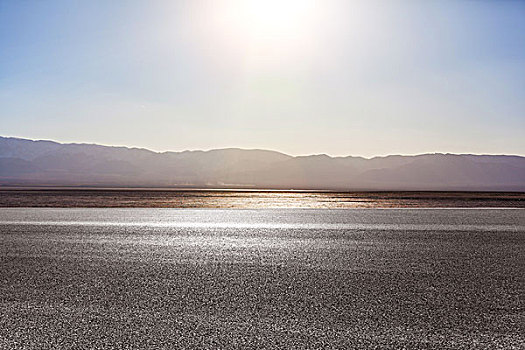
[1,136,524,190]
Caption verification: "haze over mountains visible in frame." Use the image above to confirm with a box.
[1,136,524,191]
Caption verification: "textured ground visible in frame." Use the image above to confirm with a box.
[0,208,524,349]
[0,189,524,208]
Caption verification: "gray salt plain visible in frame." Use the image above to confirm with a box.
[0,208,524,349]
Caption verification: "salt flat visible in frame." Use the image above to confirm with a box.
[0,209,524,349]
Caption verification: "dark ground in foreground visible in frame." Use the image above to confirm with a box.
[0,208,523,349]
[0,189,524,208]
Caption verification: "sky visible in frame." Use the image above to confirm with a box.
[1,0,524,157]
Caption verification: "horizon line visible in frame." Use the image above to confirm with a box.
[2,135,524,159]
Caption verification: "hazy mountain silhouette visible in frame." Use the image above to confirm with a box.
[1,136,524,190]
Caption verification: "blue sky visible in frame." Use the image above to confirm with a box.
[1,0,524,156]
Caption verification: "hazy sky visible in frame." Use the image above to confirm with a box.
[1,0,524,157]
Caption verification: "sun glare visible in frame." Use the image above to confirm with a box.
[208,0,324,55]
[235,0,317,39]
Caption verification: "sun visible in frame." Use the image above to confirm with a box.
[214,0,320,49]
[235,0,317,39]
[194,0,335,66]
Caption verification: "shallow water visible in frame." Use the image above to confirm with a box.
[1,209,524,349]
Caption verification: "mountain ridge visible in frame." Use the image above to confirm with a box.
[1,136,524,190]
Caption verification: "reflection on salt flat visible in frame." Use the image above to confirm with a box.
[3,190,525,209]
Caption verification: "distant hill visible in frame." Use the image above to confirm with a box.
[1,136,524,190]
